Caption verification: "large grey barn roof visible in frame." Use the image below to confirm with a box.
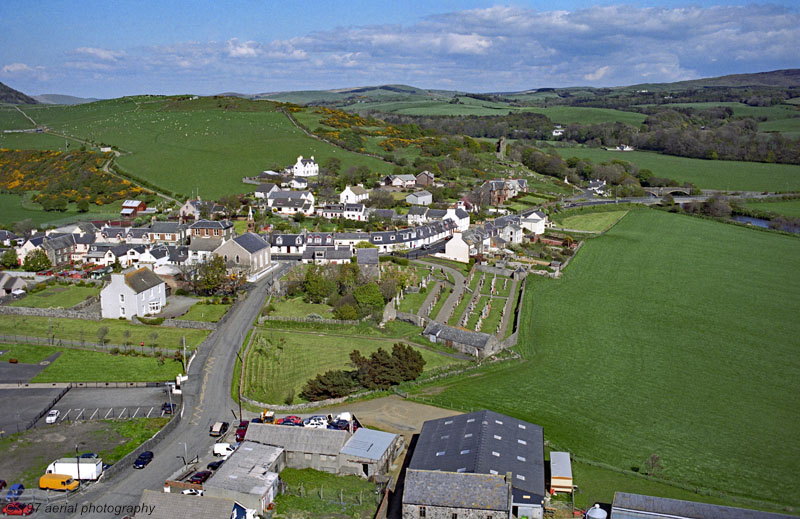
[138,489,234,519]
[423,321,493,350]
[403,469,509,511]
[612,493,796,519]
[245,423,349,455]
[409,409,544,503]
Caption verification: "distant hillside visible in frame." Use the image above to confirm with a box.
[34,94,101,105]
[248,84,454,105]
[625,69,800,91]
[0,81,38,104]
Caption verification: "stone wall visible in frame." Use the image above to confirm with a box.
[475,264,513,277]
[242,389,380,412]
[131,316,217,330]
[71,295,100,311]
[0,305,100,320]
[395,310,427,328]
[259,315,359,326]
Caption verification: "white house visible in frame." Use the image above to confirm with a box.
[384,174,416,189]
[289,155,319,177]
[254,183,279,199]
[588,179,607,196]
[288,177,308,190]
[339,185,369,204]
[445,208,470,232]
[521,210,547,235]
[100,268,167,319]
[267,190,315,208]
[438,232,470,263]
[406,190,433,206]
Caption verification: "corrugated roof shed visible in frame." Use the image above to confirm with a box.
[612,493,796,519]
[340,428,397,461]
[403,469,509,511]
[138,489,234,519]
[204,441,282,495]
[245,423,349,455]
[550,451,572,479]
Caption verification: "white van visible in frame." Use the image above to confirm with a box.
[213,443,235,460]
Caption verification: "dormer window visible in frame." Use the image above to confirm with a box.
[374,236,382,242]
[276,237,283,245]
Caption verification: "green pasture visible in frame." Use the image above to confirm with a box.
[411,209,800,508]
[242,329,464,404]
[742,198,800,218]
[0,343,183,382]
[0,315,208,350]
[0,192,123,228]
[176,302,231,322]
[9,284,100,308]
[270,296,335,319]
[0,107,35,129]
[555,147,800,192]
[554,210,629,232]
[19,98,393,199]
[759,118,800,138]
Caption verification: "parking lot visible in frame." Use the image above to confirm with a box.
[0,387,65,436]
[42,387,177,426]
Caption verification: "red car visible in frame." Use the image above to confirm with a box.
[188,471,212,484]
[235,421,249,442]
[2,502,34,516]
[276,415,302,426]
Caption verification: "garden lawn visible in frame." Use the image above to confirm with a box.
[270,296,335,319]
[0,315,208,349]
[243,329,463,404]
[9,284,100,308]
[177,302,231,322]
[555,210,629,232]
[411,209,800,508]
[743,199,800,219]
[33,348,184,382]
[555,147,800,192]
[0,343,54,363]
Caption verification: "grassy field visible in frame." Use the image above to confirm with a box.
[0,343,183,381]
[270,296,335,319]
[9,284,100,308]
[0,193,123,228]
[243,329,464,404]
[176,302,231,322]
[554,210,629,232]
[555,147,800,192]
[19,97,394,199]
[0,315,208,349]
[274,468,380,519]
[411,209,800,508]
[743,199,800,218]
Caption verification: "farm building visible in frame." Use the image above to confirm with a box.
[244,424,401,478]
[120,200,146,218]
[406,190,433,206]
[100,268,166,319]
[611,493,795,519]
[203,441,284,514]
[405,409,546,519]
[549,451,572,494]
[422,321,501,358]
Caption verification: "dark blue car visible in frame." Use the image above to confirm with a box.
[133,451,154,469]
[6,483,24,502]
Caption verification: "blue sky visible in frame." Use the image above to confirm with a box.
[1,1,798,98]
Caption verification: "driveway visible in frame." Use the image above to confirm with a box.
[157,296,199,318]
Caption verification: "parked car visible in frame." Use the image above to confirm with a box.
[133,451,154,469]
[207,460,224,471]
[188,471,212,484]
[5,483,24,502]
[209,421,229,437]
[2,502,33,516]
[276,415,302,426]
[45,409,60,424]
[181,489,203,496]
[79,452,98,459]
[303,416,328,428]
[250,417,263,424]
[235,421,249,442]
[161,403,176,415]
[213,443,235,459]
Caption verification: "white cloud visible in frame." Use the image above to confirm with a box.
[226,39,260,58]
[2,62,34,74]
[584,66,611,81]
[75,47,126,61]
[1,62,49,81]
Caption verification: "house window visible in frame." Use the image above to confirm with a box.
[119,294,124,303]
[149,302,160,313]
[214,229,220,236]
[418,506,426,518]
[374,236,381,242]
[304,453,312,460]
[517,455,526,462]
[235,255,240,264]
[451,514,457,519]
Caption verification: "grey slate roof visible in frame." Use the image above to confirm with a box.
[403,469,509,511]
[612,493,796,519]
[303,246,352,261]
[138,489,234,519]
[408,206,428,216]
[371,209,397,219]
[423,321,493,350]
[41,234,76,251]
[168,245,189,263]
[149,221,186,234]
[455,208,470,219]
[340,428,397,461]
[335,232,370,240]
[271,234,304,246]
[356,248,379,265]
[190,219,232,230]
[245,423,349,455]
[204,441,281,495]
[409,409,545,504]
[255,182,278,193]
[427,209,447,219]
[124,268,164,293]
[232,232,270,253]
[189,239,222,252]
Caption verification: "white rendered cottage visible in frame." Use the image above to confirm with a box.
[339,185,369,204]
[290,155,319,177]
[101,268,166,319]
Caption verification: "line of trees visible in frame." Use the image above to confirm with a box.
[300,343,426,401]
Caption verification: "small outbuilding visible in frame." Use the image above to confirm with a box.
[406,190,433,206]
[339,427,403,478]
[549,451,573,494]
